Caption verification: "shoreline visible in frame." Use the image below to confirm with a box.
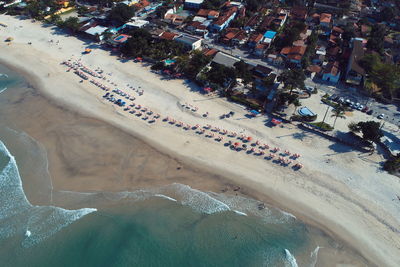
[1,15,400,266]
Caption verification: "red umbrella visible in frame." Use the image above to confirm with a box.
[247,136,252,142]
[234,142,240,147]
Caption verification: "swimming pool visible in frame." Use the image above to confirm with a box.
[298,107,316,117]
[164,59,176,65]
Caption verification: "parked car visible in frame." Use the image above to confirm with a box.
[357,105,364,111]
[367,109,373,115]
[361,106,369,112]
[377,114,385,119]
[305,86,314,92]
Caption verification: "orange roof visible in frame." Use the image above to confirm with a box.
[214,7,237,26]
[208,10,219,17]
[135,0,150,9]
[320,13,332,23]
[248,33,263,43]
[159,31,178,40]
[197,9,210,17]
[203,48,218,57]
[280,46,292,55]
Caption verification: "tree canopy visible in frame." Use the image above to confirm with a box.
[367,24,386,54]
[57,16,80,33]
[348,121,383,142]
[176,51,212,79]
[107,3,137,25]
[120,29,186,60]
[278,68,306,92]
[234,61,253,85]
[359,54,400,99]
[274,22,307,49]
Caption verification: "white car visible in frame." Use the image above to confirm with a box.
[377,114,384,119]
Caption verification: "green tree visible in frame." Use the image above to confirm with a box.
[58,16,80,33]
[107,3,137,25]
[367,24,386,54]
[348,121,383,142]
[234,60,253,85]
[331,105,346,128]
[277,68,305,94]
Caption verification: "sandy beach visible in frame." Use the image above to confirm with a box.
[1,15,400,266]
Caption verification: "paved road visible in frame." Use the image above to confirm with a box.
[174,29,400,127]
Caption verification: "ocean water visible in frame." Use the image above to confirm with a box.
[0,134,312,266]
[0,64,364,266]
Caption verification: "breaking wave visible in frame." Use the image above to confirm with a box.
[0,140,96,248]
[284,249,299,267]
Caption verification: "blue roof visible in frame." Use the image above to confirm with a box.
[264,31,277,39]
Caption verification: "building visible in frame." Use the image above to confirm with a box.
[107,34,131,47]
[84,25,108,41]
[262,30,276,46]
[159,31,179,40]
[210,6,237,32]
[125,18,149,29]
[184,0,204,10]
[247,33,263,48]
[212,52,240,68]
[290,6,308,21]
[322,61,340,83]
[320,13,332,28]
[345,39,365,85]
[280,45,307,65]
[175,34,202,50]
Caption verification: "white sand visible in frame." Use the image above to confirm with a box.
[1,15,400,266]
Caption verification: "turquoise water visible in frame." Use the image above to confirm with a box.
[0,136,313,266]
[0,64,331,267]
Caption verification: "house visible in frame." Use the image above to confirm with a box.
[244,15,259,31]
[280,45,307,65]
[266,53,284,66]
[212,52,240,68]
[125,18,149,29]
[345,39,365,85]
[290,6,308,21]
[184,0,204,10]
[320,13,332,28]
[196,9,219,19]
[262,31,277,46]
[210,6,237,32]
[254,43,268,57]
[203,48,218,57]
[175,34,202,50]
[259,16,274,32]
[247,33,263,48]
[306,65,322,78]
[232,30,247,46]
[159,31,179,40]
[322,61,340,83]
[272,10,289,28]
[84,25,108,41]
[186,20,209,36]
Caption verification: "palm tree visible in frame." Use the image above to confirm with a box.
[331,106,346,128]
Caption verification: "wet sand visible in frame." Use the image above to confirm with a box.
[0,64,369,266]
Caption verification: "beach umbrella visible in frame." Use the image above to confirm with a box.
[234,142,240,147]
[247,136,253,142]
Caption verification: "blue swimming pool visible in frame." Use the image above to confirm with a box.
[298,107,316,117]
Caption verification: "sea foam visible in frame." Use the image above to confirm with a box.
[284,249,299,267]
[0,141,96,248]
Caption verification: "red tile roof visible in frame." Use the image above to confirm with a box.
[214,7,238,26]
[159,31,178,40]
[320,13,332,24]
